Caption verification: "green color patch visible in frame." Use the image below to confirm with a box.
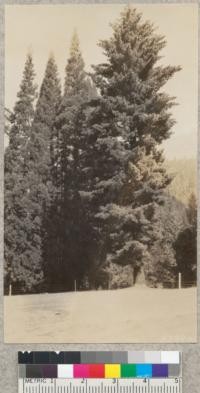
[121,364,137,378]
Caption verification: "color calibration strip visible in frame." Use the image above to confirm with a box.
[19,362,181,379]
[18,352,181,379]
[18,351,180,365]
[18,352,182,393]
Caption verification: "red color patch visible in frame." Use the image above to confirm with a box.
[89,364,105,378]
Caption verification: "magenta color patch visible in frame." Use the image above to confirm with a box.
[74,364,90,378]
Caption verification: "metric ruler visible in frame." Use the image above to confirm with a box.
[18,377,182,393]
[18,352,182,393]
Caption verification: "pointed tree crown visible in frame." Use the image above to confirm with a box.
[5,53,37,168]
[34,54,61,127]
[64,31,87,96]
[93,6,181,148]
[14,53,37,127]
[29,54,62,179]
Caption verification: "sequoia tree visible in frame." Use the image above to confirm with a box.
[30,54,62,292]
[48,32,97,291]
[4,54,38,293]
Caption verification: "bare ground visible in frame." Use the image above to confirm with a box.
[4,287,197,343]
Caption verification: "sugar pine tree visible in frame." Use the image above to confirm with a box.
[4,53,38,294]
[78,6,181,287]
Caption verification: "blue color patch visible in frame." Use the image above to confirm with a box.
[152,364,168,377]
[136,364,152,378]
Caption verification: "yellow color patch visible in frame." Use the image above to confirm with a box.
[105,364,121,378]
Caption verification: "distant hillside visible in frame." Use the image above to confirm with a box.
[165,159,197,205]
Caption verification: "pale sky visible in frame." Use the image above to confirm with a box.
[5,4,198,160]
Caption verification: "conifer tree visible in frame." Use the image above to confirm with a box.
[78,7,181,286]
[29,55,62,292]
[49,32,95,291]
[4,54,38,293]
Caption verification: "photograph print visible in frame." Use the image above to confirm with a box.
[4,4,197,343]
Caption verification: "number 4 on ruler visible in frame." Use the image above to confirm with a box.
[18,378,182,393]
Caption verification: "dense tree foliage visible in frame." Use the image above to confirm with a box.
[45,33,97,291]
[4,54,39,293]
[76,7,181,286]
[148,195,188,287]
[4,7,196,294]
[30,55,62,292]
[174,193,197,287]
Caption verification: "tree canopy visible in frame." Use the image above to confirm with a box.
[4,7,196,294]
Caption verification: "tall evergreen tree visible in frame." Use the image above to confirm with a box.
[28,54,62,292]
[4,54,38,293]
[31,54,62,186]
[77,6,181,286]
[48,32,96,291]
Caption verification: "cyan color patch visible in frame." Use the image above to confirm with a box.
[136,364,152,378]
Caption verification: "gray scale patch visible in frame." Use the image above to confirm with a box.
[18,364,26,379]
[168,364,181,377]
[128,351,145,363]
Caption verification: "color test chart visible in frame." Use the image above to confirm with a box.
[18,352,182,393]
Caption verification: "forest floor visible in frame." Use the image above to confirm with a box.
[4,287,197,343]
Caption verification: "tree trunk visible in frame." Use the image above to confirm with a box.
[134,266,146,287]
